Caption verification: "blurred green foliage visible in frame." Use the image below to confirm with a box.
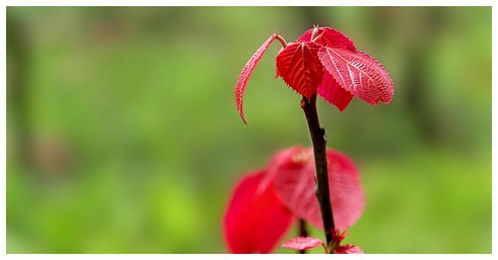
[7,6,491,253]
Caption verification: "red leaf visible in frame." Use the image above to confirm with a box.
[317,72,353,111]
[334,244,364,254]
[273,148,365,230]
[332,229,348,244]
[276,42,324,98]
[297,27,357,51]
[282,237,324,251]
[235,33,283,124]
[318,46,394,105]
[223,170,294,253]
[327,150,365,230]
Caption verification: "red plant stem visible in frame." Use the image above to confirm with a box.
[275,34,288,47]
[297,219,309,254]
[301,94,335,253]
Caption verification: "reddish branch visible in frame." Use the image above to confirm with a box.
[301,94,336,252]
[297,219,309,254]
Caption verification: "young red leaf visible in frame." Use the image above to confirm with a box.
[235,33,284,124]
[223,170,294,253]
[276,42,324,98]
[282,237,324,251]
[334,244,364,254]
[318,47,394,105]
[273,148,365,230]
[317,72,353,111]
[332,229,348,244]
[297,27,357,51]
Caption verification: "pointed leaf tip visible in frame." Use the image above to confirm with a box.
[235,33,284,124]
[318,47,394,105]
[282,237,324,251]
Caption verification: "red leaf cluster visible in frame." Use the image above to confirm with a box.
[235,26,394,123]
[222,147,365,253]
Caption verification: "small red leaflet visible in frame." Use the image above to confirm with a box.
[334,244,364,254]
[317,72,353,111]
[282,234,364,254]
[282,237,323,251]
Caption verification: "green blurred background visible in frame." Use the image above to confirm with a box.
[7,6,491,253]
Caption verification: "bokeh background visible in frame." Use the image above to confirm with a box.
[7,6,491,253]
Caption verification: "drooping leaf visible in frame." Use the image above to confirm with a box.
[276,42,324,98]
[235,33,284,124]
[334,244,364,254]
[317,72,353,111]
[223,170,294,253]
[282,237,324,251]
[318,46,394,105]
[297,27,357,51]
[273,148,365,230]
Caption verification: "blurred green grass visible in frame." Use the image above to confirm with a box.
[7,6,491,253]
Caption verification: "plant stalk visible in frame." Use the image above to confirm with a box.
[301,94,335,253]
[297,219,309,254]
